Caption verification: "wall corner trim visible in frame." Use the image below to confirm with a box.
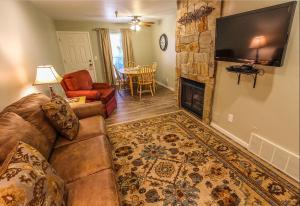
[156,81,175,92]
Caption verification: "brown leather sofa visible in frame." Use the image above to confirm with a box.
[0,93,120,206]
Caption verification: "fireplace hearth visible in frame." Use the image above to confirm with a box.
[181,78,205,119]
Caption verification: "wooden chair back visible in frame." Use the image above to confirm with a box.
[137,65,154,84]
[152,62,158,70]
[127,61,136,67]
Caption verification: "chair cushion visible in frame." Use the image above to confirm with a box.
[42,96,79,140]
[64,78,80,91]
[50,135,112,183]
[66,169,119,206]
[99,88,116,104]
[54,115,106,149]
[0,93,57,146]
[0,141,66,206]
[0,112,52,164]
[66,90,100,100]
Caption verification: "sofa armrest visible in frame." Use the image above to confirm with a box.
[66,90,100,100]
[71,102,106,119]
[92,83,110,89]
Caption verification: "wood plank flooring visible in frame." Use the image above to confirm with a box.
[106,85,179,125]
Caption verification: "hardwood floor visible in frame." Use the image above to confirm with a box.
[106,85,179,125]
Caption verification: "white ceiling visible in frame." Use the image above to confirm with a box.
[30,0,177,23]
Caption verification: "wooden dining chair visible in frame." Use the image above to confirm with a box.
[126,61,136,68]
[113,65,128,92]
[137,65,154,99]
[152,62,158,93]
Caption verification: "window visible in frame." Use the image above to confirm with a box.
[110,32,124,70]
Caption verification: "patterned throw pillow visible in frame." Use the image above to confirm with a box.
[42,95,79,140]
[0,141,66,206]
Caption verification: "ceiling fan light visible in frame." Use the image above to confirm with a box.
[130,25,136,30]
[130,24,141,31]
[136,25,141,31]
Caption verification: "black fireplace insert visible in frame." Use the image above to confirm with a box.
[181,78,205,119]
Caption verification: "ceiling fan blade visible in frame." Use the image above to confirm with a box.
[142,21,155,24]
[139,22,155,27]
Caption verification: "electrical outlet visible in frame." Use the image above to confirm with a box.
[227,114,234,122]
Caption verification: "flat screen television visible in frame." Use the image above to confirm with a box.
[215,1,297,67]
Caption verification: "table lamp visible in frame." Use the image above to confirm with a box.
[250,36,267,63]
[33,65,62,97]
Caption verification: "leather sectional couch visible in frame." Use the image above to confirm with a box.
[0,93,120,205]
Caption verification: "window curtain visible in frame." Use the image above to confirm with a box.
[121,29,135,67]
[96,28,115,84]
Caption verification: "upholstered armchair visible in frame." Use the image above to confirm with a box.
[61,70,117,117]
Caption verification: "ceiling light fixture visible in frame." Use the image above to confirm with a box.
[130,24,141,31]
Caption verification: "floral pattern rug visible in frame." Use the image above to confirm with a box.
[107,111,299,206]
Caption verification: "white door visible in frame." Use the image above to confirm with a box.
[57,31,97,81]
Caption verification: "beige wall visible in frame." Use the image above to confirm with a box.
[55,20,154,82]
[212,1,299,155]
[152,14,177,90]
[0,1,64,110]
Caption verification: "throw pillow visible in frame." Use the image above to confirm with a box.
[0,141,66,206]
[41,95,79,140]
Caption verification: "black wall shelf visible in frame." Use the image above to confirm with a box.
[226,65,263,88]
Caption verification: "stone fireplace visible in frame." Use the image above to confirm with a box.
[176,0,221,124]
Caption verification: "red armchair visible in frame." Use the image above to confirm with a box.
[61,70,117,117]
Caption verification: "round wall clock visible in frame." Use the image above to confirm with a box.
[159,34,168,51]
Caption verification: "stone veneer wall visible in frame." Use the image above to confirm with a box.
[176,0,221,124]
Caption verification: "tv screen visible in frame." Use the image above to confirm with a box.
[215,1,296,67]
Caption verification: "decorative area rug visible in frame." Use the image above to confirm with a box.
[107,111,299,206]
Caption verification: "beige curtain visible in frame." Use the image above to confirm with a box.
[96,28,115,84]
[121,29,134,67]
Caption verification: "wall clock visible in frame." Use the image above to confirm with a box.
[159,34,168,51]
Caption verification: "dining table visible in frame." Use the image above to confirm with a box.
[118,66,156,96]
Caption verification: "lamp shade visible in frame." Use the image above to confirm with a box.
[250,36,267,49]
[33,65,62,85]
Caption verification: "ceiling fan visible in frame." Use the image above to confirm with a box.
[115,11,155,31]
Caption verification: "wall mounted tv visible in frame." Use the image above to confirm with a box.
[215,1,297,67]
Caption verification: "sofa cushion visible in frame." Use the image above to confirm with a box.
[0,141,66,206]
[99,88,116,104]
[54,115,106,148]
[0,112,52,164]
[66,169,119,206]
[42,96,79,140]
[71,101,106,119]
[1,93,57,145]
[50,135,112,183]
[64,78,80,91]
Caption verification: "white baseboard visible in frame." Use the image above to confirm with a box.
[210,122,249,148]
[210,122,299,182]
[156,81,175,92]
